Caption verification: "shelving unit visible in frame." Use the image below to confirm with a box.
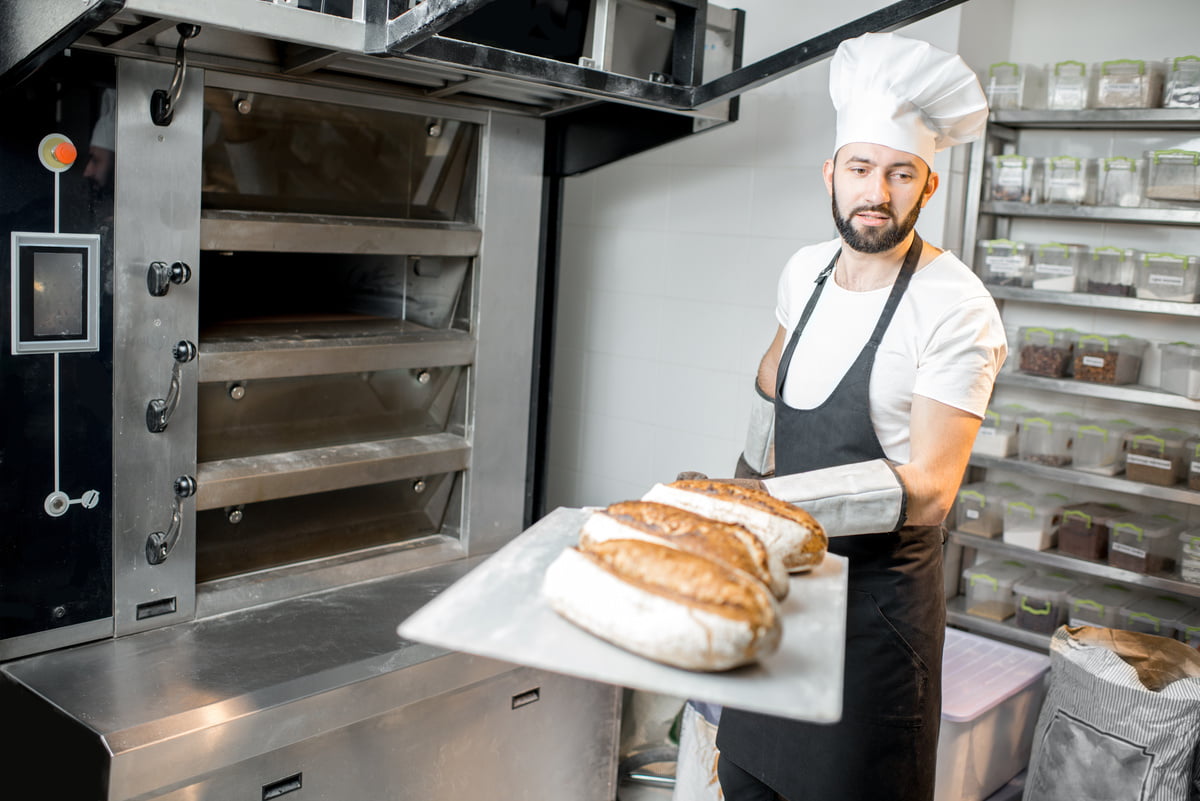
[994,372,1200,412]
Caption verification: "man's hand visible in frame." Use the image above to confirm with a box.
[674,471,765,492]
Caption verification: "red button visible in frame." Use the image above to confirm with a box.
[52,141,78,166]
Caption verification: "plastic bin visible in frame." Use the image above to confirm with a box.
[1072,419,1139,476]
[1058,501,1128,560]
[1043,158,1095,206]
[1158,341,1200,398]
[955,482,1022,538]
[1117,594,1195,637]
[1017,327,1074,377]
[989,156,1042,203]
[1096,157,1146,209]
[1003,493,1067,551]
[1135,251,1200,302]
[985,62,1043,110]
[1124,427,1191,486]
[1163,55,1200,108]
[1179,610,1200,648]
[1095,58,1163,108]
[1031,242,1086,291]
[972,404,1025,458]
[1083,245,1139,296]
[1179,528,1200,585]
[1107,513,1182,574]
[1045,60,1092,110]
[962,559,1032,621]
[1187,436,1200,491]
[934,628,1050,801]
[1072,334,1148,385]
[1013,573,1079,633]
[1145,149,1200,204]
[1017,411,1078,466]
[1066,582,1140,628]
[977,239,1032,286]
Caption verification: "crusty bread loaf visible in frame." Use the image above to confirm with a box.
[580,501,788,600]
[642,480,827,572]
[542,536,782,671]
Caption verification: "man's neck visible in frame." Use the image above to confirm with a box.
[835,232,916,292]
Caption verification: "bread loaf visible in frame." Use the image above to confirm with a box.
[579,500,788,600]
[542,536,782,671]
[643,480,827,572]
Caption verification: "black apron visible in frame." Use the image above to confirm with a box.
[716,235,945,801]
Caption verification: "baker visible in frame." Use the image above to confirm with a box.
[689,32,1007,801]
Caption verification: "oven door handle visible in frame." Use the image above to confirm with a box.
[146,475,198,565]
[146,340,197,433]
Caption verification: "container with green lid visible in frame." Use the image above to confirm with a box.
[1058,501,1128,560]
[1017,326,1074,377]
[1013,573,1080,634]
[1135,251,1199,302]
[1043,159,1096,207]
[984,62,1043,111]
[1178,609,1200,648]
[954,481,1024,538]
[1106,513,1183,574]
[1116,594,1196,637]
[972,404,1025,458]
[1158,342,1200,398]
[1187,436,1200,492]
[1095,58,1163,108]
[1073,333,1148,385]
[1002,493,1068,551]
[988,155,1042,204]
[962,559,1033,622]
[1145,149,1200,205]
[1179,527,1200,586]
[1045,59,1092,110]
[1066,582,1141,628]
[1017,410,1079,467]
[1123,427,1192,486]
[976,239,1032,286]
[1083,246,1139,296]
[1096,159,1146,210]
[1073,418,1142,476]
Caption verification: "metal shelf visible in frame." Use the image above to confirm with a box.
[994,372,1200,411]
[981,201,1200,226]
[949,530,1200,600]
[992,109,1200,130]
[968,454,1200,506]
[946,597,1052,651]
[985,286,1200,317]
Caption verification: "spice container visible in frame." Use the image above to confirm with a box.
[1031,242,1086,291]
[962,558,1032,621]
[1164,56,1200,108]
[1045,60,1092,110]
[955,482,1022,538]
[1095,58,1163,108]
[1186,436,1200,491]
[1072,334,1148,385]
[1043,158,1095,206]
[1003,493,1067,551]
[1017,327,1074,377]
[1017,411,1078,466]
[976,239,1032,286]
[1082,245,1138,296]
[1135,252,1199,302]
[1181,528,1200,585]
[1107,513,1182,574]
[988,156,1042,203]
[1116,595,1194,637]
[1158,342,1200,398]
[1096,157,1145,208]
[1124,428,1190,486]
[1066,582,1140,628]
[972,404,1025,458]
[1145,149,1200,204]
[1179,610,1200,648]
[985,62,1043,110]
[1058,501,1127,560]
[1072,419,1139,476]
[1013,574,1079,634]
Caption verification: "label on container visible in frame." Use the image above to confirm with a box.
[1082,355,1107,368]
[965,509,981,520]
[1102,79,1143,91]
[1068,617,1104,629]
[1192,460,1200,474]
[1111,541,1147,560]
[1128,453,1172,470]
[996,172,1025,187]
[1051,87,1084,107]
[987,255,1024,274]
[1149,273,1186,287]
[1035,263,1075,275]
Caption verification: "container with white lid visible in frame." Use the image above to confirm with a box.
[1017,326,1074,377]
[1107,513,1183,574]
[1066,581,1141,628]
[1186,436,1200,492]
[1096,157,1145,209]
[1145,150,1200,204]
[1003,493,1068,551]
[1072,418,1139,475]
[1163,55,1200,108]
[1032,242,1086,291]
[1124,427,1191,486]
[1017,410,1079,467]
[1158,341,1200,398]
[1072,333,1148,385]
[1045,60,1092,110]
[1180,527,1200,585]
[1043,158,1095,206]
[988,156,1042,203]
[1116,594,1195,637]
[1013,573,1080,633]
[1095,58,1163,108]
[976,239,1032,286]
[1179,609,1200,648]
[972,403,1025,458]
[984,62,1043,110]
[962,558,1033,621]
[955,481,1023,538]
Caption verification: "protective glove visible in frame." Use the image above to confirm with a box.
[761,459,907,537]
[741,380,775,478]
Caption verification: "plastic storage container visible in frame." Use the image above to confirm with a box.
[1083,245,1139,296]
[988,156,1041,203]
[1066,582,1140,628]
[1017,411,1078,466]
[1107,513,1182,574]
[1163,55,1200,108]
[1017,326,1074,377]
[1003,493,1067,551]
[976,239,1032,286]
[1124,427,1191,486]
[972,404,1025,458]
[1073,334,1148,385]
[1117,594,1195,637]
[1178,527,1200,585]
[1031,242,1086,291]
[955,482,1022,538]
[1013,573,1079,633]
[1187,435,1200,491]
[1095,58,1163,108]
[1145,149,1200,204]
[1058,501,1128,560]
[962,559,1032,621]
[934,629,1050,801]
[1179,610,1200,648]
[1043,158,1095,206]
[1158,342,1200,398]
[1045,60,1092,110]
[1096,157,1146,208]
[1072,419,1139,476]
[1135,252,1199,301]
[985,62,1043,110]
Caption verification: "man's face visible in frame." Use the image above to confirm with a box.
[824,143,937,254]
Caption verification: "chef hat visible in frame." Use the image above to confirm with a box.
[90,88,117,152]
[830,32,987,168]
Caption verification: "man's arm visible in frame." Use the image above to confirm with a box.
[893,394,982,526]
[756,326,787,398]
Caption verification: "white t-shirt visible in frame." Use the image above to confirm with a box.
[775,237,1007,463]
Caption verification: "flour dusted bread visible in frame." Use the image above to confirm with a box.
[643,480,827,572]
[542,536,782,671]
[580,501,788,600]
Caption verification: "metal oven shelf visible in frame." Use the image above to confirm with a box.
[200,213,483,257]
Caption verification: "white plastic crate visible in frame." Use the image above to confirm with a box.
[934,629,1050,801]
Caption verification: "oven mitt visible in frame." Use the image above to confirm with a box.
[762,458,907,537]
[740,380,775,478]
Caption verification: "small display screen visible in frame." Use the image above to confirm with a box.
[11,233,99,354]
[32,250,85,337]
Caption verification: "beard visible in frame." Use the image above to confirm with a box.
[831,183,924,254]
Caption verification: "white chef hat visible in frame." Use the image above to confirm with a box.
[830,32,988,168]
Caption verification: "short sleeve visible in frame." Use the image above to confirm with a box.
[911,295,1007,418]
